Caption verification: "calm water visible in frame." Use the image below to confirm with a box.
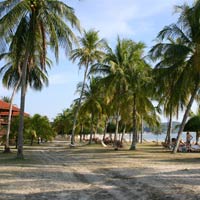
[124,132,196,143]
[94,132,196,143]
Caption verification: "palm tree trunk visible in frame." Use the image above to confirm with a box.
[140,116,143,144]
[94,115,99,139]
[103,119,108,140]
[79,124,83,143]
[89,113,94,144]
[30,135,34,146]
[114,111,120,143]
[17,51,29,159]
[130,94,137,150]
[120,124,126,144]
[4,81,20,153]
[173,83,199,153]
[71,63,89,145]
[165,108,173,145]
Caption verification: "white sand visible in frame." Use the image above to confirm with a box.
[0,141,200,200]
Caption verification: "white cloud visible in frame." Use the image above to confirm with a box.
[70,0,193,41]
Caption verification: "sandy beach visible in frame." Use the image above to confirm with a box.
[0,140,200,200]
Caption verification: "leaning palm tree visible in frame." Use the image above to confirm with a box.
[151,62,188,146]
[0,0,81,158]
[149,1,200,153]
[149,36,191,146]
[70,30,105,145]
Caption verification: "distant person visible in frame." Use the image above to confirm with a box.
[186,132,193,145]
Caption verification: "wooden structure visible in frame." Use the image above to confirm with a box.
[0,100,29,138]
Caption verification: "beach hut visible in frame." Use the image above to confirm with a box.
[184,115,200,144]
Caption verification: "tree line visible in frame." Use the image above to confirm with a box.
[1,0,200,158]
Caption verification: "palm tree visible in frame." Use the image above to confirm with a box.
[0,0,81,158]
[0,49,51,152]
[29,114,55,143]
[70,29,105,145]
[53,108,74,136]
[124,41,157,150]
[92,38,131,145]
[78,77,103,144]
[92,38,158,149]
[149,1,200,153]
[150,38,190,146]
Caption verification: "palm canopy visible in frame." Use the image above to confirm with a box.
[0,50,51,91]
[70,29,106,69]
[149,1,200,153]
[92,38,133,102]
[79,77,103,115]
[150,2,200,88]
[0,0,81,60]
[184,115,200,132]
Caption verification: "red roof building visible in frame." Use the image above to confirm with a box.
[0,100,29,137]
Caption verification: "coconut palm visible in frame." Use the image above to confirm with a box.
[52,108,74,136]
[92,38,132,145]
[149,37,190,146]
[124,41,157,150]
[70,29,105,145]
[0,21,52,153]
[149,1,200,153]
[76,77,103,144]
[91,38,158,149]
[0,49,51,152]
[152,68,186,146]
[0,0,81,158]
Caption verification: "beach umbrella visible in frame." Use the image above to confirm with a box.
[184,115,200,144]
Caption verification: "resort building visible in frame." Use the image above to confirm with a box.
[0,100,29,138]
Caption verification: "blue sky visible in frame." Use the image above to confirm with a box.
[0,0,194,121]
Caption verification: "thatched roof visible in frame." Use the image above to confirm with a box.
[184,116,200,132]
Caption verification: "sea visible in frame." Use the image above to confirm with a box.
[96,132,197,143]
[123,132,196,143]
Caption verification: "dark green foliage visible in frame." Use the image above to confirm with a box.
[184,116,200,132]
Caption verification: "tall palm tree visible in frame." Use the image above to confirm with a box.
[150,38,189,146]
[149,1,200,153]
[70,30,105,145]
[124,41,157,150]
[78,77,103,144]
[0,0,81,158]
[92,38,158,149]
[0,50,51,152]
[92,38,131,145]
